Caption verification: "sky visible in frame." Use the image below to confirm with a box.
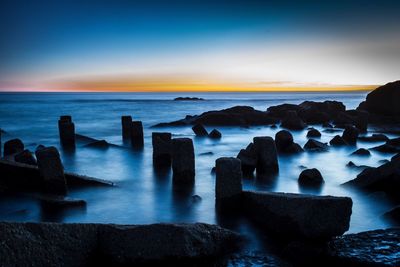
[1,0,400,92]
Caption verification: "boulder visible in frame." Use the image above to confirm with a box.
[35,146,67,195]
[208,129,222,139]
[298,168,324,186]
[329,135,348,146]
[14,149,37,165]
[0,222,242,266]
[383,206,400,225]
[304,139,329,151]
[306,129,321,138]
[242,191,352,240]
[215,157,243,201]
[171,138,195,184]
[360,80,400,116]
[152,132,172,167]
[121,115,132,140]
[253,137,279,174]
[192,124,208,136]
[281,111,307,130]
[275,130,303,154]
[351,148,371,156]
[371,143,400,153]
[358,134,389,142]
[4,138,24,157]
[342,126,359,145]
[236,143,257,174]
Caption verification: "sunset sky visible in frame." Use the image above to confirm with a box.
[1,0,399,92]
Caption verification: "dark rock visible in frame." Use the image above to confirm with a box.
[35,146,67,195]
[322,122,333,128]
[174,97,204,101]
[121,115,132,140]
[191,195,202,202]
[298,168,324,186]
[215,157,242,201]
[266,103,301,118]
[346,161,370,170]
[332,112,355,127]
[58,116,75,148]
[360,80,400,116]
[208,129,222,139]
[192,124,208,136]
[351,148,371,156]
[358,133,389,142]
[342,126,359,145]
[307,128,321,138]
[329,228,400,267]
[172,138,195,184]
[199,151,213,156]
[371,143,400,153]
[236,143,257,174]
[14,149,37,165]
[242,191,352,240]
[154,106,279,127]
[84,140,110,149]
[387,137,400,147]
[275,130,293,150]
[0,222,241,266]
[253,137,279,174]
[4,138,24,157]
[304,139,329,151]
[281,111,307,130]
[329,135,348,146]
[131,121,144,148]
[383,206,400,225]
[35,144,45,152]
[354,110,369,132]
[152,132,172,167]
[270,124,277,129]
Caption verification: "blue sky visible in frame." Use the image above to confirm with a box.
[1,0,399,91]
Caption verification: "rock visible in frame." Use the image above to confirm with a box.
[329,135,348,146]
[360,80,400,116]
[14,149,37,165]
[383,206,400,225]
[270,124,277,129]
[351,148,371,156]
[191,195,202,202]
[84,140,110,149]
[242,191,352,240]
[304,139,329,151]
[358,133,389,142]
[58,116,76,148]
[306,128,321,138]
[174,97,204,101]
[121,115,132,140]
[236,143,257,174]
[371,143,400,153]
[253,137,279,174]
[322,122,333,128]
[329,228,400,266]
[281,111,307,130]
[298,168,324,186]
[342,126,359,145]
[208,129,222,139]
[171,138,195,184]
[35,146,67,195]
[0,222,242,266]
[152,132,172,168]
[346,161,370,170]
[215,157,243,202]
[3,138,24,157]
[354,110,369,132]
[387,137,400,147]
[192,124,208,136]
[275,130,293,149]
[130,121,144,148]
[153,106,279,127]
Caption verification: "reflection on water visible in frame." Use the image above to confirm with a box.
[0,92,397,252]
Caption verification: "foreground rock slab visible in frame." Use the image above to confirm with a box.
[0,222,242,267]
[242,191,352,240]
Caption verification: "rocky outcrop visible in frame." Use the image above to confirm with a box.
[242,191,352,240]
[153,106,279,127]
[0,222,242,267]
[281,111,307,130]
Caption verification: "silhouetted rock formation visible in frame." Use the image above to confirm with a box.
[209,129,222,139]
[83,140,110,149]
[174,97,204,101]
[281,111,307,130]
[3,138,24,157]
[351,148,370,156]
[298,168,324,186]
[383,206,400,225]
[358,133,389,142]
[14,149,37,165]
[307,128,321,138]
[275,130,303,154]
[192,124,208,136]
[304,139,329,152]
[342,126,359,145]
[330,135,348,146]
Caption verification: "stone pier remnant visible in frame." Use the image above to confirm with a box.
[121,115,132,140]
[171,138,195,184]
[58,116,75,148]
[253,136,279,175]
[152,132,172,167]
[35,146,67,195]
[215,157,242,202]
[130,121,144,148]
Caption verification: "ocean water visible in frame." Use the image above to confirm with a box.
[0,92,396,250]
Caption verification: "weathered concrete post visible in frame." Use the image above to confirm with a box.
[253,136,279,175]
[152,132,172,167]
[130,121,144,148]
[121,115,132,140]
[215,157,242,202]
[35,146,67,195]
[172,138,195,184]
[58,116,75,148]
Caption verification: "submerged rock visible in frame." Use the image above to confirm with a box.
[306,128,321,138]
[358,133,389,142]
[14,149,37,165]
[3,138,24,157]
[84,140,110,149]
[275,130,303,154]
[298,168,324,186]
[351,148,371,156]
[304,139,329,152]
[371,143,400,154]
[39,195,87,210]
[242,191,352,240]
[329,135,348,146]
[208,129,222,139]
[192,124,208,136]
